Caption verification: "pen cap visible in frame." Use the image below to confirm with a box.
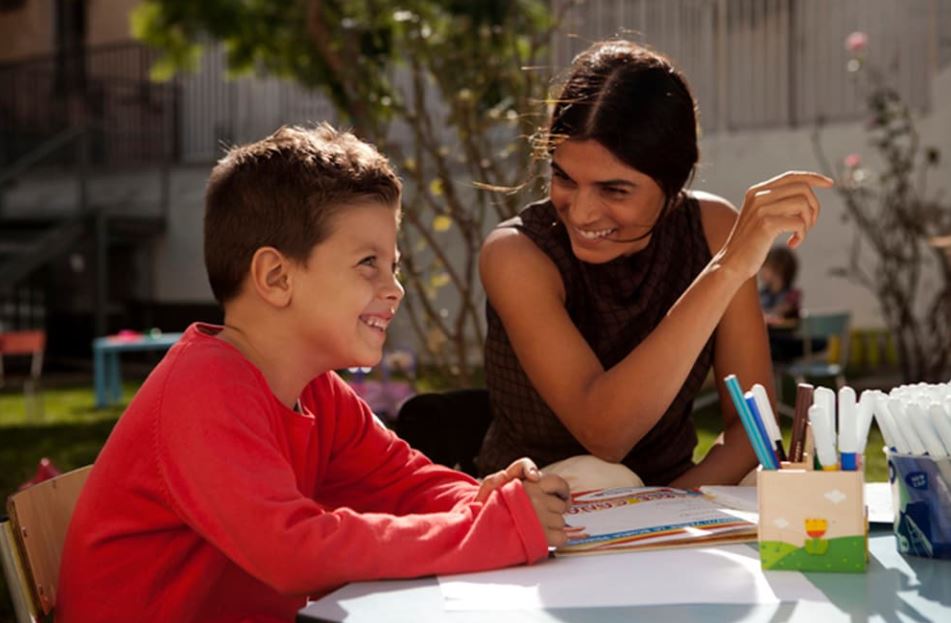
[856,390,876,454]
[907,403,949,458]
[814,387,837,445]
[838,386,858,453]
[889,398,928,455]
[929,403,951,456]
[750,385,778,433]
[808,404,838,469]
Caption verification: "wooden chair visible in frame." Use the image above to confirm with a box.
[0,465,93,622]
[0,330,46,418]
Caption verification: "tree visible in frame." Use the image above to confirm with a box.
[133,0,577,386]
[812,31,951,382]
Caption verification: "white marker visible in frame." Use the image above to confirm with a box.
[856,390,876,454]
[751,384,787,461]
[889,398,928,455]
[809,404,838,470]
[907,402,948,458]
[838,386,859,470]
[873,396,905,453]
[929,403,951,456]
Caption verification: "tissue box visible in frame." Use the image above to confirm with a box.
[887,451,951,559]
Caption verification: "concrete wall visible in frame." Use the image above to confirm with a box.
[696,63,951,329]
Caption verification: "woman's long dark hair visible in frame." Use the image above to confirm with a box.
[540,40,700,241]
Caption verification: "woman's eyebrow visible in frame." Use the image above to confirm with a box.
[552,161,637,188]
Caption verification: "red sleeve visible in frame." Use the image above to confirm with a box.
[154,361,548,596]
[312,373,493,515]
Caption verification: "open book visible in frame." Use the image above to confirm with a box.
[557,486,758,556]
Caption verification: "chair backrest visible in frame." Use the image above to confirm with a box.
[798,311,851,365]
[2,465,92,617]
[0,330,46,381]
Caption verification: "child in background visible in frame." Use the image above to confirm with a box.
[759,246,812,362]
[758,246,802,326]
[57,124,569,623]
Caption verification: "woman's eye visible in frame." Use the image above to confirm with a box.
[359,256,377,268]
[603,186,629,197]
[551,169,572,184]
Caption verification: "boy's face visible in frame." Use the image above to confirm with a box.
[290,201,403,369]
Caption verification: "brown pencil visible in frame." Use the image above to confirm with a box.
[789,383,814,462]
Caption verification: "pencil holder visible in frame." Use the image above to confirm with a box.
[757,467,867,572]
[886,451,951,559]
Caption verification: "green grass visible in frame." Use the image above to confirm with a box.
[691,399,888,482]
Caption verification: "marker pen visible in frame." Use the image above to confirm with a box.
[808,404,838,470]
[907,402,948,458]
[856,390,876,455]
[889,398,928,455]
[814,387,837,448]
[838,386,858,470]
[724,375,778,470]
[750,384,787,462]
[874,397,908,454]
[929,402,951,456]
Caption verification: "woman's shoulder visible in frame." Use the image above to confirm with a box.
[482,203,565,299]
[688,190,739,255]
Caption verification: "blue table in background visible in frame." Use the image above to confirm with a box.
[92,332,183,407]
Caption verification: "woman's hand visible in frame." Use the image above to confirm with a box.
[717,171,833,280]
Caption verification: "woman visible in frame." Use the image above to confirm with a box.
[475,40,831,490]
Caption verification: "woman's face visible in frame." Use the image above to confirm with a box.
[549,139,667,264]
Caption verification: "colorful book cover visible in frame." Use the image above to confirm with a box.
[557,486,757,556]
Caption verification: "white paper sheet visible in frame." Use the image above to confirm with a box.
[865,481,895,524]
[438,544,825,611]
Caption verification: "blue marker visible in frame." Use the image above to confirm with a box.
[745,392,780,467]
[724,374,778,470]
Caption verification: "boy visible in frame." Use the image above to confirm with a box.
[57,124,569,622]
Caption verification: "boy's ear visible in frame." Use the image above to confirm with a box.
[248,246,293,308]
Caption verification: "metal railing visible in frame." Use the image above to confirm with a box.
[0,42,178,167]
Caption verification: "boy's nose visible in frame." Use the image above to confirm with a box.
[382,273,404,302]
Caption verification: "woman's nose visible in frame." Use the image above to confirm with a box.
[568,188,599,225]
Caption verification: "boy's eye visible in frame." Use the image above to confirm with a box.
[358,256,377,268]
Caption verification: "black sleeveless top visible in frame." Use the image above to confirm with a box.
[478,195,715,485]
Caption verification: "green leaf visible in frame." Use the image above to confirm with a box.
[432,215,452,232]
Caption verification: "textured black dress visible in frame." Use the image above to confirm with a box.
[479,195,715,485]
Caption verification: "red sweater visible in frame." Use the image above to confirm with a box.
[57,324,547,622]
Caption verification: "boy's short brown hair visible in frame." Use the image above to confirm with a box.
[204,123,401,304]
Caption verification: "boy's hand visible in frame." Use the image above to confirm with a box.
[475,457,542,503]
[523,473,572,548]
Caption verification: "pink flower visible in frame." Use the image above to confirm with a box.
[845,31,868,55]
[844,153,862,168]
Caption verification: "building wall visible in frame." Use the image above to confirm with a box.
[0,0,139,62]
[698,63,951,328]
[0,0,53,61]
[87,0,138,46]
